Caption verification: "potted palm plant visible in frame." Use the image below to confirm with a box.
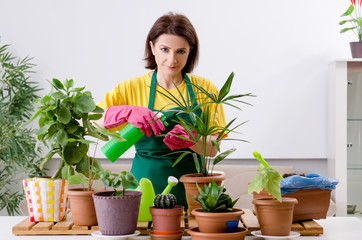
[92,168,141,236]
[248,152,298,237]
[187,180,247,240]
[29,78,124,225]
[158,72,253,211]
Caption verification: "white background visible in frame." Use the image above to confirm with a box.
[0,0,353,159]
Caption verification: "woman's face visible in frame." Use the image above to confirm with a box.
[150,34,191,76]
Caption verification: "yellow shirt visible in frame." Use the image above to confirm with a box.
[98,72,226,132]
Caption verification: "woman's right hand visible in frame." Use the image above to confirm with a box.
[103,105,166,137]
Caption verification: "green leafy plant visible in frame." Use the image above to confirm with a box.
[248,152,284,202]
[158,72,254,176]
[193,180,239,212]
[92,168,139,196]
[340,0,362,41]
[29,78,125,191]
[0,44,44,215]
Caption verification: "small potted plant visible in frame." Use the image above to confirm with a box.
[187,180,247,239]
[149,193,184,240]
[255,172,338,222]
[92,168,141,235]
[340,0,362,57]
[158,72,254,211]
[248,152,298,237]
[29,78,124,225]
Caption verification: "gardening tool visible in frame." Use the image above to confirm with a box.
[101,111,168,162]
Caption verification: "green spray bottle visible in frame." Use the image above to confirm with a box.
[101,113,168,162]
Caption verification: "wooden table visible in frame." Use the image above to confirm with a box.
[3,216,362,239]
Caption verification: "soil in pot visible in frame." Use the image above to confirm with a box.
[187,227,248,240]
[67,188,97,226]
[150,205,184,235]
[191,208,244,233]
[180,173,225,212]
[93,190,142,235]
[252,197,298,236]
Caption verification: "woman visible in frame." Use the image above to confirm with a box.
[98,12,226,209]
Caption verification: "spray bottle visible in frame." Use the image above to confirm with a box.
[101,113,168,162]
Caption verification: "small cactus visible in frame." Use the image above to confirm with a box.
[154,194,177,209]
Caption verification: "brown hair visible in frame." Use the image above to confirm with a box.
[144,13,199,73]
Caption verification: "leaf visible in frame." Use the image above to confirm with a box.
[52,92,67,100]
[68,173,89,185]
[65,122,79,133]
[64,79,74,89]
[70,86,86,92]
[248,152,283,202]
[218,72,234,101]
[52,78,65,90]
[193,153,200,173]
[340,5,354,17]
[93,106,104,113]
[57,107,71,124]
[213,148,236,165]
[39,150,56,170]
[62,145,84,165]
[36,121,55,135]
[253,151,270,168]
[61,165,75,180]
[88,114,103,120]
[340,27,357,33]
[55,129,68,146]
[172,151,191,167]
[75,95,96,113]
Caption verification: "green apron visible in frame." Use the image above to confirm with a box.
[131,71,201,209]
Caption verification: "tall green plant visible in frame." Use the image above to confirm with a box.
[0,44,43,215]
[29,78,124,190]
[158,72,254,176]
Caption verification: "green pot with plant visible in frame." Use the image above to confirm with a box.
[158,72,253,212]
[340,0,362,57]
[248,152,298,237]
[92,168,141,235]
[187,180,247,239]
[29,78,124,225]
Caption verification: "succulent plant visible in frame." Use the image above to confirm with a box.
[154,193,177,209]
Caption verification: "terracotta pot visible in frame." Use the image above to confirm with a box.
[252,197,298,236]
[180,173,225,212]
[93,190,142,235]
[350,42,362,58]
[191,208,244,233]
[150,205,184,235]
[187,227,247,240]
[254,188,331,221]
[67,188,97,226]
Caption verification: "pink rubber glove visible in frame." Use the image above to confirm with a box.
[163,124,197,151]
[103,105,165,137]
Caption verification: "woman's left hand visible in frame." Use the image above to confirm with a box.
[163,124,196,150]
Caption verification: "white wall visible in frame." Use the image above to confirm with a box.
[0,0,352,159]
